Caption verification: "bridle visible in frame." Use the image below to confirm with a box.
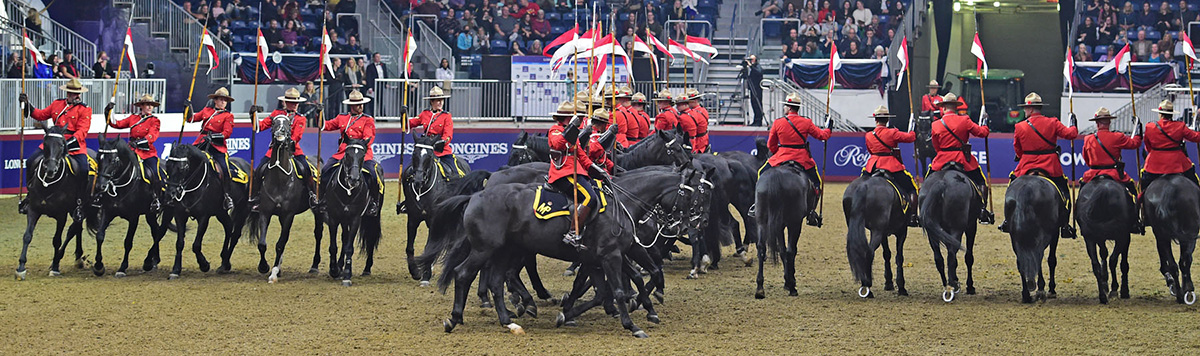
[165,155,208,202]
[35,133,68,188]
[609,169,709,248]
[97,147,142,197]
[408,142,440,204]
[267,115,297,176]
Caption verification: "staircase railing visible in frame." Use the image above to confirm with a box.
[6,1,97,78]
[1110,82,1167,133]
[762,78,860,132]
[416,20,453,75]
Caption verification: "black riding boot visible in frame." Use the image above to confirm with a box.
[907,193,921,227]
[1060,204,1077,239]
[563,204,592,250]
[806,187,823,227]
[980,184,996,225]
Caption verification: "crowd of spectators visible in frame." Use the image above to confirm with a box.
[174,0,360,54]
[768,0,907,60]
[1074,0,1199,66]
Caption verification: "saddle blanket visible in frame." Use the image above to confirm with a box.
[533,180,609,220]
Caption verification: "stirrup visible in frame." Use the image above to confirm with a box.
[997,219,1010,233]
[150,197,162,213]
[366,199,380,216]
[18,198,28,215]
[562,231,587,251]
[747,203,756,218]
[1061,225,1077,239]
[224,194,234,210]
[979,209,995,225]
[907,214,921,227]
[806,211,823,227]
[72,200,84,221]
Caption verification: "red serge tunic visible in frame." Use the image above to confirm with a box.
[929,114,989,171]
[611,105,633,148]
[1143,118,1200,174]
[31,99,92,155]
[324,113,376,161]
[259,110,307,158]
[864,125,917,173]
[548,122,594,183]
[920,94,943,114]
[631,109,652,140]
[188,107,235,153]
[409,110,454,156]
[1081,128,1142,183]
[108,114,160,159]
[767,113,832,168]
[1012,115,1078,177]
[655,107,679,131]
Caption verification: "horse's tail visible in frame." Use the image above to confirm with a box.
[358,214,382,254]
[414,195,473,293]
[920,182,965,251]
[449,170,492,196]
[844,189,874,284]
[247,211,262,245]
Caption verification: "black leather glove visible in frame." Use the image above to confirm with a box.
[249,105,264,115]
[133,139,151,150]
[399,105,408,114]
[66,137,80,152]
[433,139,447,152]
[104,102,116,119]
[579,125,594,146]
[1069,113,1078,127]
[978,112,990,127]
[824,114,833,129]
[19,93,28,103]
[563,116,582,143]
[1133,119,1144,137]
[598,124,618,149]
[588,163,611,181]
[312,103,324,113]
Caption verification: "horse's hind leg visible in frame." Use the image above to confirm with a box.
[93,212,115,276]
[115,217,138,277]
[881,233,893,291]
[1047,237,1059,298]
[445,247,492,333]
[405,217,423,281]
[309,210,323,273]
[523,257,552,300]
[144,213,166,272]
[895,231,909,296]
[49,217,67,275]
[782,226,801,296]
[601,254,646,338]
[1155,235,1182,301]
[361,242,375,276]
[477,268,494,308]
[268,214,296,283]
[927,237,948,295]
[1085,239,1110,304]
[16,212,42,280]
[1179,239,1196,304]
[1115,237,1131,299]
[965,226,978,294]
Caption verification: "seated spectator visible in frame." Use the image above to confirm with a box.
[92,51,114,79]
[516,0,540,18]
[529,39,544,55]
[840,17,859,40]
[1074,44,1093,62]
[882,28,896,48]
[1156,1,1175,32]
[818,0,835,23]
[840,25,861,49]
[494,7,518,39]
[457,25,476,55]
[219,19,233,47]
[1078,17,1099,47]
[820,12,838,34]
[802,27,821,48]
[1133,30,1153,59]
[264,19,283,47]
[801,1,817,21]
[281,20,299,52]
[843,41,867,59]
[620,27,636,49]
[870,45,886,59]
[344,35,365,55]
[440,9,462,42]
[530,10,551,41]
[1113,29,1130,47]
[1175,31,1192,58]
[783,28,801,47]
[800,15,819,34]
[784,42,803,59]
[226,0,246,21]
[1147,43,1164,62]
[801,41,825,58]
[1117,1,1136,31]
[838,0,853,24]
[862,28,882,50]
[888,1,905,16]
[1137,2,1157,28]
[758,1,781,16]
[1098,45,1117,61]
[820,29,838,54]
[852,1,872,25]
[211,0,226,21]
[1178,0,1198,30]
[784,3,799,19]
[508,23,527,54]
[1097,17,1116,45]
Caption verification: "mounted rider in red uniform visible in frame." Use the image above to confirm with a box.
[1141,99,1200,192]
[684,88,710,153]
[1000,92,1079,238]
[322,89,383,215]
[927,93,993,224]
[608,86,635,148]
[760,93,833,226]
[187,87,238,210]
[653,89,679,132]
[861,106,920,227]
[629,92,653,143]
[1080,107,1143,233]
[548,101,609,250]
[19,78,95,219]
[103,94,164,212]
[585,108,619,174]
[920,80,944,117]
[408,86,464,178]
[249,88,320,210]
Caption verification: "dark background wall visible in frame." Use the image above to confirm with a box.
[977,12,1064,116]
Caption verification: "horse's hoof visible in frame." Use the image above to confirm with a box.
[328,269,340,279]
[883,283,894,291]
[1036,290,1047,301]
[341,280,352,287]
[755,289,766,299]
[739,251,754,266]
[361,270,372,277]
[1099,294,1109,304]
[480,301,493,309]
[1120,291,1130,299]
[75,258,88,270]
[92,263,105,277]
[114,271,126,278]
[632,330,650,339]
[966,286,977,295]
[563,320,578,327]
[506,323,525,335]
[257,262,269,274]
[48,270,61,277]
[1046,291,1058,299]
[15,270,26,281]
[525,304,538,318]
[788,290,799,297]
[652,291,664,304]
[198,261,210,273]
[216,265,231,274]
[419,280,431,287]
[647,314,660,324]
[858,286,871,298]
[443,319,456,333]
[515,303,526,318]
[942,288,956,303]
[699,255,711,274]
[562,269,576,277]
[555,312,566,327]
[168,273,179,280]
[686,270,699,279]
[308,268,319,274]
[268,268,279,284]
[1184,291,1196,305]
[142,262,157,272]
[897,288,909,296]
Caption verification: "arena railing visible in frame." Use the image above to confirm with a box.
[137,0,232,85]
[357,0,404,78]
[761,78,859,132]
[416,20,454,78]
[0,78,167,131]
[6,1,97,78]
[1109,82,1167,134]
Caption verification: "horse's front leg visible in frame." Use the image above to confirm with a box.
[16,212,42,280]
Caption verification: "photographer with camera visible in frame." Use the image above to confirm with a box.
[739,55,764,126]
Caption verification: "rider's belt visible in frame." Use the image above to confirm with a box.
[695,131,708,137]
[1150,145,1185,151]
[936,144,972,152]
[871,150,900,156]
[779,143,808,149]
[1089,164,1120,169]
[1023,147,1061,155]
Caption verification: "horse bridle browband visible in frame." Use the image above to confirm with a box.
[165,155,208,201]
[97,148,143,196]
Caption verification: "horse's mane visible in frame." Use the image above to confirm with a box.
[524,134,549,155]
[625,129,664,152]
[171,143,203,158]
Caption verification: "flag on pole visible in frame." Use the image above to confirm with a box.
[645,29,673,59]
[543,24,579,57]
[319,26,334,77]
[403,29,417,79]
[256,28,272,79]
[1064,47,1075,95]
[23,31,48,66]
[1092,43,1131,78]
[1182,32,1197,61]
[550,28,595,71]
[684,35,718,57]
[201,27,219,75]
[971,32,988,78]
[829,42,842,90]
[632,35,657,63]
[895,36,908,90]
[122,27,137,77]
[668,39,707,64]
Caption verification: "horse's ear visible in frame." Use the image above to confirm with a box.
[516,131,528,144]
[657,129,668,140]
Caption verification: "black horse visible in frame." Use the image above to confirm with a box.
[16,127,96,280]
[1004,174,1063,303]
[507,131,550,166]
[753,163,815,299]
[421,170,699,338]
[844,171,912,298]
[248,115,325,283]
[400,134,481,285]
[1143,174,1200,304]
[322,138,383,286]
[161,144,251,279]
[918,166,977,302]
[715,137,769,259]
[1075,177,1135,303]
[92,137,169,277]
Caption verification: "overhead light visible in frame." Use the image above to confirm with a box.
[993,1,1000,7]
[954,2,962,11]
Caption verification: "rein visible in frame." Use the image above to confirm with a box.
[165,155,208,202]
[97,149,142,196]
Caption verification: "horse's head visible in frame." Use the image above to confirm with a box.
[508,131,537,166]
[655,129,694,167]
[163,144,206,201]
[341,137,370,188]
[95,137,133,193]
[681,167,713,231]
[39,126,69,176]
[411,134,440,184]
[754,137,770,164]
[269,114,296,156]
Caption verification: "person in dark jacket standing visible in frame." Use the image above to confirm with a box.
[740,55,765,126]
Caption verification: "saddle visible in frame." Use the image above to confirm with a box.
[533,180,609,220]
[1022,169,1067,203]
[204,152,249,184]
[434,155,466,180]
[870,170,910,213]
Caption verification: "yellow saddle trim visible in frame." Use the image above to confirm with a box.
[879,175,910,214]
[1032,174,1067,203]
[435,155,467,179]
[533,179,607,220]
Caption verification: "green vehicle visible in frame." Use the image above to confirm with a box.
[946,69,1027,133]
